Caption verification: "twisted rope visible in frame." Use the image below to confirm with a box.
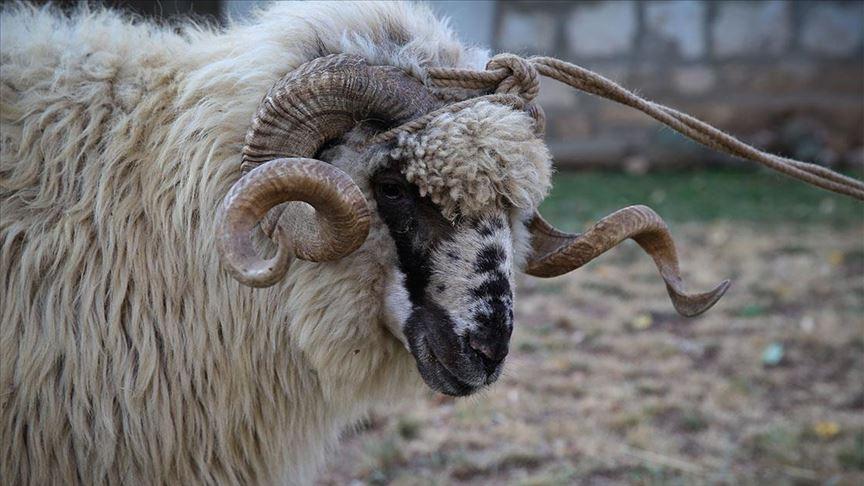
[385,53,864,201]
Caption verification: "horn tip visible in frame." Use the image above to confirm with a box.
[668,278,731,318]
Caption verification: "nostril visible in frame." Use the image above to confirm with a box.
[468,334,508,375]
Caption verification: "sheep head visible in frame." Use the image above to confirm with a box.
[217,54,437,286]
[216,54,729,396]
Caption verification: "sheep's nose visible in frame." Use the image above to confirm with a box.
[468,331,510,375]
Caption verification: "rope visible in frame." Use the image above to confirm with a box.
[386,53,864,201]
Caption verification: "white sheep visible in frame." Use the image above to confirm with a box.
[0,2,726,483]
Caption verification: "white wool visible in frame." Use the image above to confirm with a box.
[391,101,553,221]
[0,1,489,484]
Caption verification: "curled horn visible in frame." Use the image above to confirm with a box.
[217,54,437,287]
[524,206,730,317]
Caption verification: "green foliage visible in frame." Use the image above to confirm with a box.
[837,431,864,471]
[361,437,405,484]
[540,169,864,229]
[396,417,421,441]
[679,411,709,433]
[516,463,577,486]
[736,303,769,318]
[746,426,802,464]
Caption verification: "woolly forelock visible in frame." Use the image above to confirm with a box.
[390,101,553,221]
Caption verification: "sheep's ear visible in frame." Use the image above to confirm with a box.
[523,207,730,317]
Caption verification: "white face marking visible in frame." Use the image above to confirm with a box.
[382,267,411,349]
[427,213,515,337]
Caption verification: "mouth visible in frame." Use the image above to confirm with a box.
[408,333,503,397]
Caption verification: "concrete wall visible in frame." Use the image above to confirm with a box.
[495,0,864,170]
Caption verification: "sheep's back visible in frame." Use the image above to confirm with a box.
[0,6,238,484]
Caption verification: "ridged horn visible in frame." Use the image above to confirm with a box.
[217,158,370,287]
[241,53,438,173]
[524,206,730,317]
[218,54,437,287]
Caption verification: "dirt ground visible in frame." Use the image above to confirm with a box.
[318,221,864,485]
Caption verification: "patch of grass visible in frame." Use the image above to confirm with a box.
[530,322,557,336]
[397,417,421,441]
[448,451,489,480]
[636,382,669,397]
[533,281,566,295]
[540,169,864,229]
[360,437,406,485]
[541,335,581,352]
[774,244,814,255]
[582,281,633,298]
[837,431,864,471]
[516,463,578,486]
[679,411,709,433]
[495,450,546,471]
[453,401,493,425]
[844,248,864,275]
[746,426,802,465]
[646,404,709,434]
[517,340,540,353]
[550,356,591,374]
[609,413,643,433]
[727,376,755,397]
[623,464,680,485]
[734,303,770,318]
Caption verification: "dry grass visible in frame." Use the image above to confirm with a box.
[319,220,864,485]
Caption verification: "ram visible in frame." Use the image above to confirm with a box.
[0,2,727,484]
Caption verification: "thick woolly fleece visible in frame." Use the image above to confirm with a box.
[392,101,553,221]
[0,1,551,484]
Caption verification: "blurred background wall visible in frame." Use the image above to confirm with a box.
[17,0,862,172]
[496,0,864,172]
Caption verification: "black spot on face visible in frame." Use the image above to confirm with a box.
[471,271,511,301]
[474,245,505,274]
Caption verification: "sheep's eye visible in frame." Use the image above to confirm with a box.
[378,182,404,200]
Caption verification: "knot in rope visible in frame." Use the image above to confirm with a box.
[485,53,540,102]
